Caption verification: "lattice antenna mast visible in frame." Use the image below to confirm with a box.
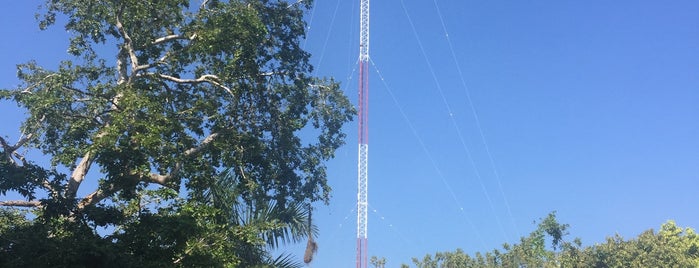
[356,0,369,266]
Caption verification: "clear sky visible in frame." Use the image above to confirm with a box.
[2,1,699,267]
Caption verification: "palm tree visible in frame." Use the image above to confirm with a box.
[205,168,318,268]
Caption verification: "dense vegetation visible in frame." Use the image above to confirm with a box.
[392,212,699,268]
[0,0,353,267]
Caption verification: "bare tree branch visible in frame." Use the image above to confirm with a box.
[173,237,207,264]
[77,185,115,211]
[21,74,58,94]
[134,34,197,73]
[65,152,94,199]
[156,73,234,96]
[0,138,57,197]
[148,172,175,185]
[0,133,36,166]
[41,179,58,197]
[60,86,118,201]
[185,132,220,156]
[1,133,58,197]
[11,151,25,161]
[4,133,34,153]
[148,132,220,185]
[152,34,187,45]
[115,4,139,76]
[132,55,169,73]
[200,0,212,10]
[0,200,41,208]
[77,132,221,209]
[117,49,129,84]
[0,136,9,148]
[135,33,198,72]
[0,148,58,198]
[238,165,248,183]
[0,136,11,160]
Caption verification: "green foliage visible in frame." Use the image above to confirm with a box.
[0,209,120,267]
[403,214,699,268]
[371,256,387,268]
[582,220,699,268]
[1,0,351,266]
[0,173,314,267]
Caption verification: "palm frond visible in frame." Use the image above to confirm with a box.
[270,252,304,268]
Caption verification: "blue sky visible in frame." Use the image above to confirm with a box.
[2,1,699,267]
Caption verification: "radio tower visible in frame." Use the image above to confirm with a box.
[356,0,369,266]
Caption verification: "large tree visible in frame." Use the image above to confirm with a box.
[0,0,353,266]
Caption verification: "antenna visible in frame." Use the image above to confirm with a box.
[356,0,369,266]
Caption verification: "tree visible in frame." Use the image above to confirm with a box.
[498,212,568,268]
[0,0,353,266]
[408,212,570,268]
[581,221,699,267]
[401,213,699,268]
[371,256,387,268]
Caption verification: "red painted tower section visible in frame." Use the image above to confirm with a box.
[356,0,370,267]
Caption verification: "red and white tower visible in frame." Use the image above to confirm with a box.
[356,0,369,266]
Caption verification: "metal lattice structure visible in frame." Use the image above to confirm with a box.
[356,0,369,266]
